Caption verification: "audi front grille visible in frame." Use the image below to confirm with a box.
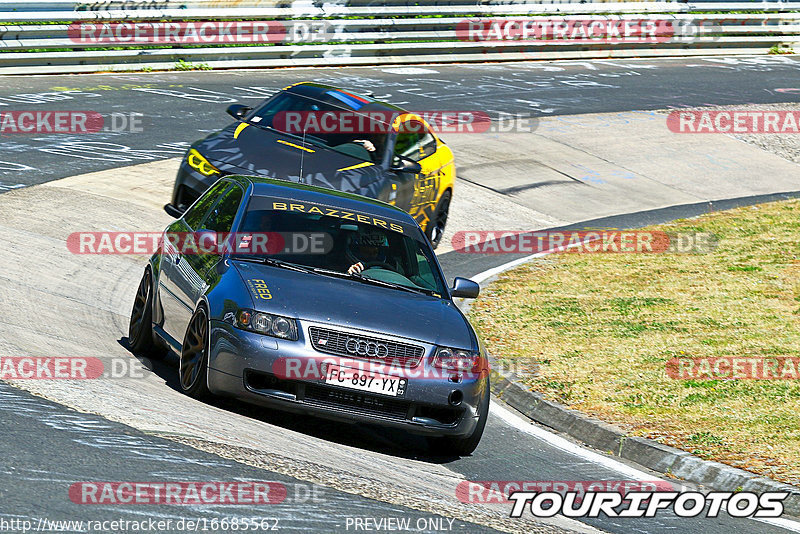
[308,326,425,368]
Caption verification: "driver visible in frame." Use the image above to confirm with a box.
[346,227,391,275]
[352,139,376,153]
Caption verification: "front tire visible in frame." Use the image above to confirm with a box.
[425,190,451,249]
[428,378,490,456]
[128,269,167,359]
[180,306,212,399]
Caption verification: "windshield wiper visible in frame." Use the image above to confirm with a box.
[309,267,436,296]
[230,255,313,274]
[307,266,424,294]
[349,272,437,297]
[232,258,437,296]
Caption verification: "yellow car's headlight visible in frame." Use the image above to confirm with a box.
[186,148,220,177]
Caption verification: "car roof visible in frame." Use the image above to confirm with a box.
[283,82,406,115]
[227,175,417,226]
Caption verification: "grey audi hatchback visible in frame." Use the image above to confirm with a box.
[128,175,489,455]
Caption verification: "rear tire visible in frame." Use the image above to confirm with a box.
[428,378,490,456]
[425,190,451,249]
[128,269,167,359]
[179,306,213,400]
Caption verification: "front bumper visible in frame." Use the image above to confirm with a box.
[206,319,487,437]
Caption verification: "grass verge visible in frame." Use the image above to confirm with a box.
[470,199,800,485]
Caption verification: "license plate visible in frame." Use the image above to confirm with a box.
[323,364,407,397]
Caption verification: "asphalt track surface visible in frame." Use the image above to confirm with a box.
[2,56,800,186]
[0,382,503,534]
[2,57,800,534]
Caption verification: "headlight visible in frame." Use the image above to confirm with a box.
[236,309,298,341]
[186,148,220,177]
[432,347,480,371]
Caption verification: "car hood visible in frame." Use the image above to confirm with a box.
[232,260,475,349]
[196,122,385,197]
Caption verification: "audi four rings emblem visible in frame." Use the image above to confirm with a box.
[346,337,389,358]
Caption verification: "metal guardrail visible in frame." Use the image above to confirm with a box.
[1,2,799,74]
[3,0,681,10]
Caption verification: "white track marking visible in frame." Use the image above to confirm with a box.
[755,518,800,533]
[470,238,597,284]
[491,402,800,530]
[490,401,663,482]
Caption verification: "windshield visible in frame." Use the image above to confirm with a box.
[246,91,389,163]
[235,196,448,297]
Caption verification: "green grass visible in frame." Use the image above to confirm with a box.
[471,199,800,485]
[174,59,211,71]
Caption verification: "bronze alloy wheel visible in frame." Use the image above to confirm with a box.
[180,306,212,399]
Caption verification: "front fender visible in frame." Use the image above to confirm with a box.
[203,259,256,325]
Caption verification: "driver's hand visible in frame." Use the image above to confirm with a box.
[353,139,376,152]
[347,262,364,275]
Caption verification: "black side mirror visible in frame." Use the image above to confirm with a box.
[164,203,183,219]
[451,277,480,299]
[390,156,422,174]
[226,104,252,120]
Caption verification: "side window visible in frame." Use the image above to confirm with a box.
[419,130,437,159]
[394,131,421,162]
[394,120,436,162]
[202,185,244,233]
[183,181,228,230]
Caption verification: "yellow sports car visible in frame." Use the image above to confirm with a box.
[167,82,456,248]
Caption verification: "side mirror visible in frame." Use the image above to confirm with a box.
[390,156,422,174]
[164,203,183,219]
[226,104,252,120]
[451,277,480,299]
